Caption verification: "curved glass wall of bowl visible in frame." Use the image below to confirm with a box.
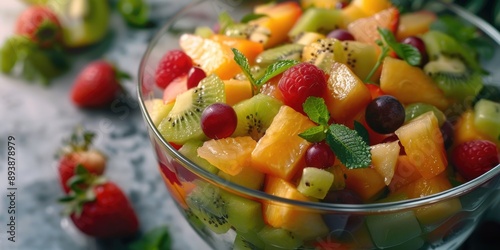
[138,1,500,249]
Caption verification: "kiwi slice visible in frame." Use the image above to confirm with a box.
[185,181,231,234]
[288,8,343,39]
[234,231,265,250]
[255,43,304,67]
[224,23,270,45]
[158,74,225,144]
[178,140,219,174]
[422,31,483,100]
[297,167,334,200]
[333,40,379,82]
[257,226,304,250]
[293,32,326,46]
[302,38,339,73]
[405,103,446,126]
[474,99,500,141]
[222,190,265,233]
[232,94,283,141]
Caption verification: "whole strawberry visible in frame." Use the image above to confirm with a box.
[278,62,327,113]
[58,128,106,193]
[155,50,193,89]
[15,5,62,48]
[70,60,130,108]
[452,140,500,181]
[60,166,139,238]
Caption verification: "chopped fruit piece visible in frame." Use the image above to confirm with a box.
[380,57,451,110]
[451,140,500,181]
[179,34,241,80]
[258,226,304,249]
[388,155,423,192]
[198,136,257,176]
[366,84,385,100]
[347,7,399,45]
[371,140,400,185]
[300,0,345,9]
[210,34,264,64]
[297,167,334,199]
[350,0,393,16]
[454,110,490,147]
[340,4,369,27]
[144,99,174,126]
[341,164,387,201]
[217,164,265,190]
[201,103,237,139]
[251,1,303,48]
[155,50,193,89]
[278,63,327,114]
[178,140,219,174]
[397,11,437,40]
[366,210,422,249]
[251,106,316,180]
[162,76,187,104]
[395,112,448,179]
[324,62,372,124]
[288,8,343,39]
[474,99,500,143]
[263,176,329,240]
[223,79,253,106]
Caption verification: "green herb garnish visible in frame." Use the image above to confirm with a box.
[354,121,370,145]
[364,28,421,83]
[241,13,268,23]
[232,48,299,94]
[128,226,171,250]
[299,97,372,169]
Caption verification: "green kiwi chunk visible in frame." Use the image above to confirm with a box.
[233,231,265,250]
[224,23,270,45]
[302,38,338,73]
[255,43,304,67]
[158,74,225,144]
[232,94,283,141]
[178,140,219,174]
[221,190,265,233]
[422,31,483,100]
[257,226,304,250]
[288,8,342,39]
[405,103,446,126]
[474,99,500,141]
[333,40,379,81]
[297,167,334,199]
[185,181,231,234]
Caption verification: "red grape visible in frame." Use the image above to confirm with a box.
[187,67,206,89]
[335,2,349,9]
[306,142,336,169]
[327,29,355,41]
[401,36,428,66]
[201,103,237,139]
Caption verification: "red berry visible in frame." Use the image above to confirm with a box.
[187,67,206,89]
[327,29,355,41]
[15,6,62,47]
[401,36,428,66]
[201,103,237,139]
[335,2,349,9]
[452,140,500,181]
[155,50,193,89]
[278,63,327,113]
[71,60,127,108]
[306,142,336,169]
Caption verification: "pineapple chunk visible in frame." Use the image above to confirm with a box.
[371,141,400,185]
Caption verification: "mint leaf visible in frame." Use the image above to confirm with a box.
[326,124,371,169]
[353,121,370,145]
[302,96,330,126]
[299,125,327,142]
[218,12,234,34]
[232,48,256,86]
[256,60,299,86]
[378,28,421,66]
[241,13,267,23]
[128,226,171,250]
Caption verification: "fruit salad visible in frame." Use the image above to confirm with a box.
[141,0,500,249]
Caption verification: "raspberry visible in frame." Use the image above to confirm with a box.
[155,50,193,89]
[278,63,327,113]
[451,140,500,181]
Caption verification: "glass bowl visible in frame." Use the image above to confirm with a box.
[138,1,500,249]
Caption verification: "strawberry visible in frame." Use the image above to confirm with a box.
[70,60,130,108]
[278,62,327,113]
[155,50,193,89]
[451,140,500,181]
[15,5,62,48]
[58,128,106,193]
[60,166,139,238]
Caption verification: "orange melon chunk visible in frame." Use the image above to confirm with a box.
[388,155,423,192]
[197,136,257,176]
[350,0,393,16]
[395,112,448,179]
[263,176,329,240]
[341,164,386,202]
[210,35,264,65]
[223,79,253,106]
[179,34,241,80]
[397,11,437,40]
[251,105,315,180]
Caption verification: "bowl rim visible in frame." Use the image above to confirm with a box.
[138,0,500,213]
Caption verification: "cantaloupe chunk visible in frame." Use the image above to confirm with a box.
[350,0,393,16]
[210,35,264,65]
[397,11,437,40]
[388,155,423,192]
[179,34,241,80]
[341,164,387,201]
[395,112,448,179]
[198,136,257,176]
[380,57,451,110]
[324,62,372,124]
[251,105,315,180]
[371,141,400,185]
[263,176,329,240]
[223,79,253,106]
[453,110,490,147]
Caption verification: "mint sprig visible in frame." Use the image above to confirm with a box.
[232,48,298,94]
[364,28,421,82]
[241,13,268,23]
[299,97,371,169]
